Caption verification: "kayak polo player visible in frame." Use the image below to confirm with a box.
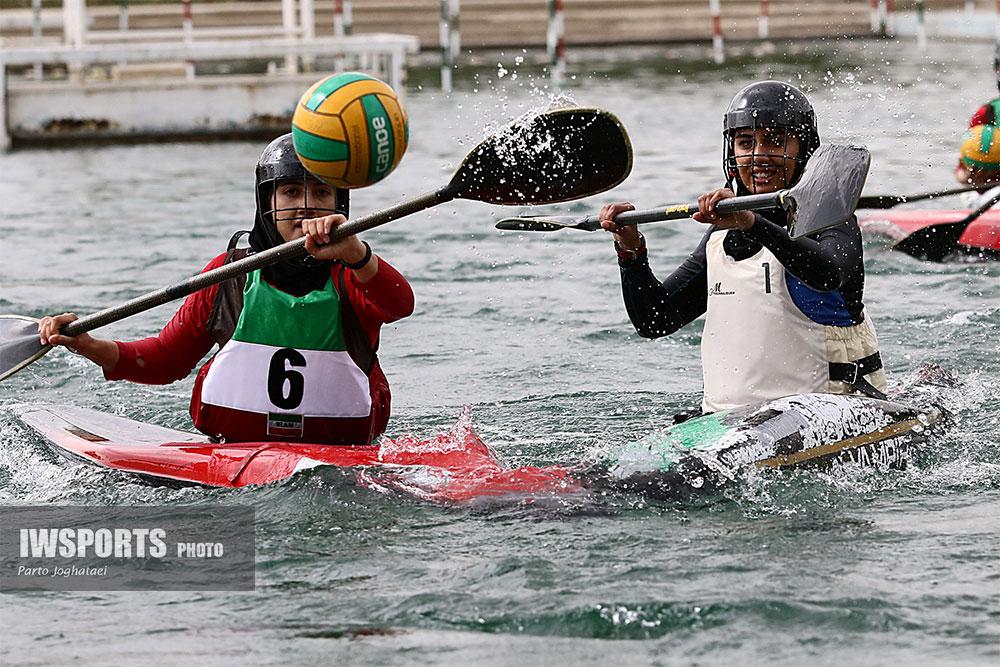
[600,80,888,414]
[39,134,414,445]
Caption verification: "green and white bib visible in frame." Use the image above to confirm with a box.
[200,269,372,421]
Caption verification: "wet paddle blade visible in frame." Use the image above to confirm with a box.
[451,108,633,205]
[891,223,967,261]
[494,214,601,232]
[0,315,51,381]
[788,144,871,239]
[892,188,1000,261]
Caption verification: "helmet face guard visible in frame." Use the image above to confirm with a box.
[250,133,350,260]
[722,81,820,195]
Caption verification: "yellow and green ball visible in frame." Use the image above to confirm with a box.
[961,123,1000,171]
[292,72,408,189]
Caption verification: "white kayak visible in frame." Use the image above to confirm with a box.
[605,393,948,499]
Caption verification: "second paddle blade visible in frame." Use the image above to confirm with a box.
[788,144,871,239]
[453,108,633,205]
[0,315,51,381]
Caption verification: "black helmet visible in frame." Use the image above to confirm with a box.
[722,81,820,193]
[250,133,349,252]
[248,133,351,293]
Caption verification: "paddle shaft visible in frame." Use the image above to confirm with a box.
[857,185,988,210]
[589,191,787,228]
[61,187,454,338]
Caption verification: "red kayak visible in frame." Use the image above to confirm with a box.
[859,208,1000,254]
[18,405,583,503]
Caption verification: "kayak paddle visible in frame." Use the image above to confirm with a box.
[495,144,870,240]
[891,187,1000,262]
[857,184,991,210]
[0,107,633,381]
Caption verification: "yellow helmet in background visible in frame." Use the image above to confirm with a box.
[961,124,1000,171]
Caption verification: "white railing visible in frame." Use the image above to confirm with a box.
[0,34,419,150]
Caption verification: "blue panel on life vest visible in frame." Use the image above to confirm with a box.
[784,271,854,326]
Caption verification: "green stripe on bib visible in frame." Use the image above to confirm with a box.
[232,270,348,351]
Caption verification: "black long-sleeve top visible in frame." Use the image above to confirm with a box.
[619,211,866,339]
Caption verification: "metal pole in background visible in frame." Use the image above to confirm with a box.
[0,64,10,152]
[709,0,724,64]
[758,0,769,39]
[870,0,880,33]
[342,0,353,35]
[300,0,315,71]
[182,0,194,79]
[450,0,460,79]
[63,0,86,82]
[182,0,193,42]
[440,0,459,92]
[282,0,298,74]
[334,0,345,36]
[916,0,926,50]
[118,0,129,71]
[333,0,345,72]
[885,0,895,36]
[64,0,86,47]
[547,0,566,85]
[31,0,43,80]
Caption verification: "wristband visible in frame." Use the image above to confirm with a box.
[343,241,372,270]
[614,232,647,263]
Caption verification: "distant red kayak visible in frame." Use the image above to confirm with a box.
[859,209,1000,253]
[17,405,582,503]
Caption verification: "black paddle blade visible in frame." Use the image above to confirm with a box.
[451,108,633,205]
[891,223,967,261]
[788,144,871,239]
[495,214,600,232]
[892,188,1000,261]
[0,315,51,381]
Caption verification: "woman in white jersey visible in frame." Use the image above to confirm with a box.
[599,81,887,416]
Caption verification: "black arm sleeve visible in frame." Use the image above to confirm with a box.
[618,229,711,338]
[745,214,863,292]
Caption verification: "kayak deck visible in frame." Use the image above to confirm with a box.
[18,393,948,503]
[607,393,947,499]
[18,405,581,501]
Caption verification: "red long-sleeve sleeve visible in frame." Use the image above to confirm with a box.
[104,254,227,384]
[340,256,415,344]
